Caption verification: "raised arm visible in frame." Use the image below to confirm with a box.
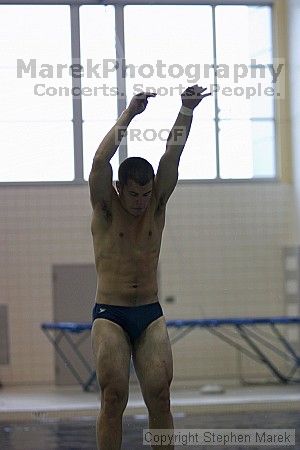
[155,85,211,206]
[89,92,156,210]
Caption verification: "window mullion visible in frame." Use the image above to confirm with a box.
[212,4,220,180]
[115,5,127,166]
[70,4,84,180]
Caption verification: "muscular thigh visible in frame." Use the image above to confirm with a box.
[132,316,173,400]
[91,318,132,392]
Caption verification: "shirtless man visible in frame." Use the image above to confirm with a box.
[89,84,211,450]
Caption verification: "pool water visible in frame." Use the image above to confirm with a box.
[1,410,299,449]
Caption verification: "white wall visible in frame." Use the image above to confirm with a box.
[1,0,299,386]
[0,182,294,385]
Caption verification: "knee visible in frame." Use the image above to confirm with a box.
[101,386,128,417]
[147,385,171,414]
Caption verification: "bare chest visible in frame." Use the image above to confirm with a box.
[109,214,162,255]
[91,194,165,261]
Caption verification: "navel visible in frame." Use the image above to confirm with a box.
[119,232,124,237]
[149,230,152,236]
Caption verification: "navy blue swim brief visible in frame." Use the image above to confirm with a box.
[92,301,163,345]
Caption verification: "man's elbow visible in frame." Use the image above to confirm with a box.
[164,146,182,165]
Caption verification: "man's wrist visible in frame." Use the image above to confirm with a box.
[180,105,194,116]
[124,107,136,120]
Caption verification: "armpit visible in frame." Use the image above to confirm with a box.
[156,195,167,214]
[93,201,112,223]
[101,200,112,221]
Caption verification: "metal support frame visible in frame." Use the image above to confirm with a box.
[42,327,97,391]
[169,323,300,384]
[41,319,300,391]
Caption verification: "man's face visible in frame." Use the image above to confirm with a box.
[116,178,153,217]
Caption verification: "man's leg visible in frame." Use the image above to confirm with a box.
[132,316,174,450]
[91,317,131,450]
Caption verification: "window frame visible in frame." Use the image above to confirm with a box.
[0,0,278,186]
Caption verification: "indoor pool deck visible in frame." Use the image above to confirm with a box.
[1,383,300,421]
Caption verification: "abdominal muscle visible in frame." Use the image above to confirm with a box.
[95,253,160,306]
[92,186,165,307]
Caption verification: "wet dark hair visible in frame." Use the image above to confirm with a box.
[118,157,154,188]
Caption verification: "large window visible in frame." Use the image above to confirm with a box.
[0,5,74,182]
[0,2,276,183]
[124,5,216,179]
[80,5,119,180]
[215,6,275,178]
